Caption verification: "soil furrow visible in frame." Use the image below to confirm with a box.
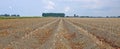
[69,20,120,48]
[2,19,59,49]
[65,19,115,49]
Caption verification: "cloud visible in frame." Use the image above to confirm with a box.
[64,6,70,12]
[42,0,120,16]
[72,0,120,9]
[78,0,104,9]
[44,0,55,10]
[54,0,105,9]
[62,0,109,9]
[9,6,13,9]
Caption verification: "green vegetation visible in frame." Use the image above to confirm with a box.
[42,13,65,17]
[0,16,41,20]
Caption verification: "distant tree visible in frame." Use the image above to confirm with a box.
[11,14,17,16]
[77,15,79,17]
[17,15,20,17]
[118,16,120,18]
[74,14,76,17]
[11,14,20,17]
[106,16,109,18]
[0,14,20,17]
[66,16,69,17]
[4,14,10,17]
[42,13,65,17]
[80,16,89,18]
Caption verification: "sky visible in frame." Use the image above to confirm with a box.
[0,0,120,16]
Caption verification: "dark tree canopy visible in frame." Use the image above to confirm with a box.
[42,13,65,17]
[0,14,20,17]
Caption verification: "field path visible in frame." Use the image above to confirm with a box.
[38,19,72,49]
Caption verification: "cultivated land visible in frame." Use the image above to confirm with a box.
[0,18,120,49]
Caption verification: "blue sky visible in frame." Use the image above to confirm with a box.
[0,0,120,16]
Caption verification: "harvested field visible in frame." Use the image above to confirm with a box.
[0,18,120,49]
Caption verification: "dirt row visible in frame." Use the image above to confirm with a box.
[66,18,120,49]
[0,18,57,49]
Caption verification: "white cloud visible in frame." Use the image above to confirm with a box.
[79,0,104,9]
[64,6,70,12]
[44,0,55,10]
[45,5,54,9]
[9,6,13,9]
[70,0,119,9]
[41,0,120,16]
[63,0,109,9]
[48,1,55,6]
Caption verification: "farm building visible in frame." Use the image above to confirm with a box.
[42,13,65,17]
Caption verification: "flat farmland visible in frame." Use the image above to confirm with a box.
[0,18,120,49]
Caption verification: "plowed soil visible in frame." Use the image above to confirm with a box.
[0,18,120,49]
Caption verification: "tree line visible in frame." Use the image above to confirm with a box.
[66,14,120,18]
[0,14,20,17]
[42,13,65,17]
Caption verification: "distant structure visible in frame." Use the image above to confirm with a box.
[42,13,65,17]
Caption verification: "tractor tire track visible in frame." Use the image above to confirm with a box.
[65,19,115,49]
[63,19,102,49]
[38,19,72,49]
[69,20,120,48]
[3,19,59,49]
[0,19,56,49]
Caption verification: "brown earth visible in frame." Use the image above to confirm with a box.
[0,18,120,49]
